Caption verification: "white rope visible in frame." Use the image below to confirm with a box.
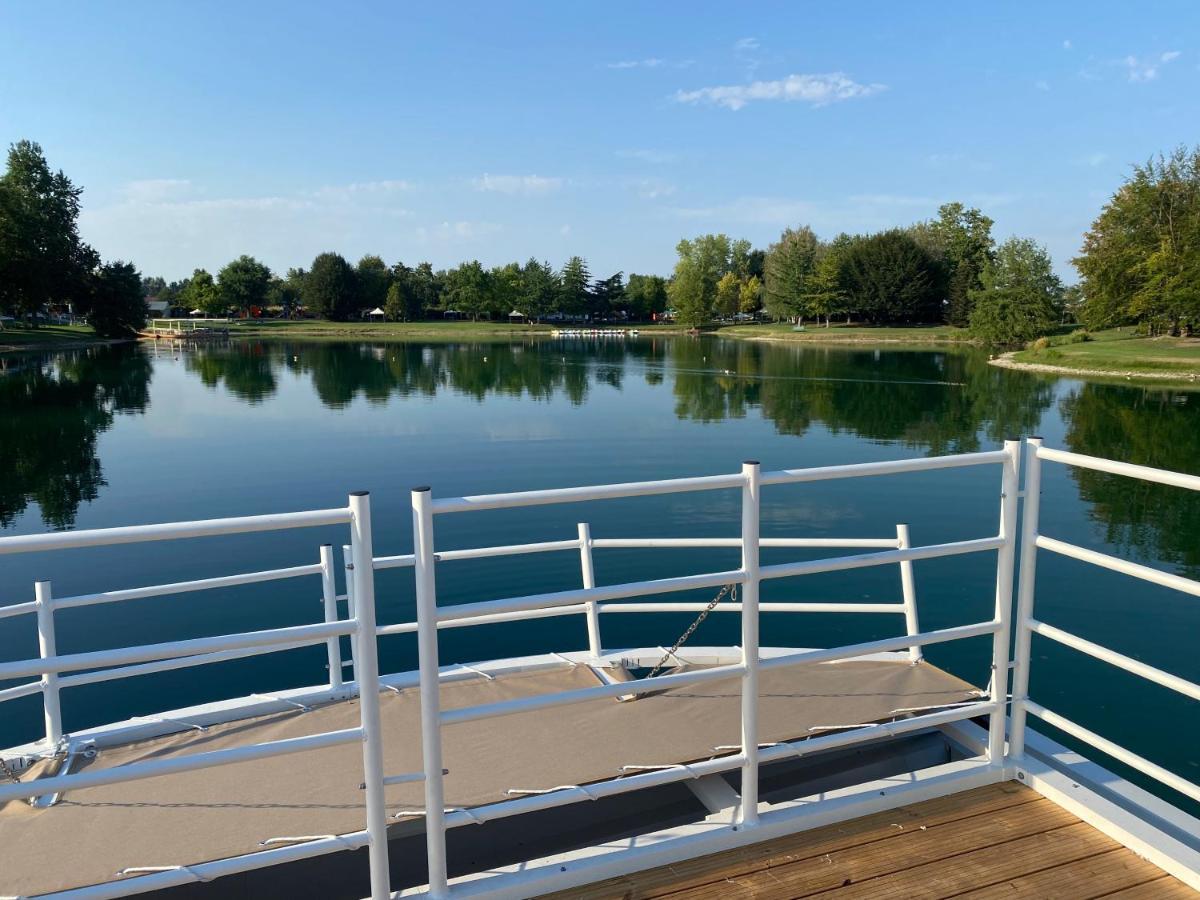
[549,652,579,668]
[131,715,207,733]
[258,834,359,849]
[619,762,703,778]
[250,693,313,712]
[452,663,495,681]
[115,865,212,883]
[505,784,598,800]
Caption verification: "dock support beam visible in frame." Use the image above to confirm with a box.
[578,522,601,657]
[36,581,62,748]
[987,440,1021,765]
[1009,437,1044,759]
[319,545,342,690]
[896,524,922,663]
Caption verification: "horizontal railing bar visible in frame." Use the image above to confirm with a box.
[0,620,355,681]
[437,569,746,624]
[1037,446,1200,492]
[0,727,363,804]
[760,536,1004,582]
[1036,535,1200,598]
[0,507,352,556]
[759,621,1000,672]
[57,638,322,690]
[590,537,900,550]
[53,564,324,611]
[1027,619,1200,702]
[760,450,1008,486]
[599,602,906,615]
[1023,700,1200,804]
[441,662,747,726]
[431,472,746,514]
[432,702,994,831]
[437,539,582,562]
[0,600,38,619]
[373,554,415,570]
[0,680,43,703]
[376,603,589,637]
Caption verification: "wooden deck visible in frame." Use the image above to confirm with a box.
[540,782,1196,899]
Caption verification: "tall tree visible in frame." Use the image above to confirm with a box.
[84,261,147,337]
[385,263,421,321]
[840,229,942,324]
[444,260,489,320]
[763,226,820,321]
[0,140,97,322]
[489,262,522,319]
[923,202,995,326]
[738,275,762,315]
[304,252,359,320]
[969,237,1064,345]
[179,268,223,315]
[520,258,558,323]
[591,272,625,320]
[559,256,591,317]
[626,273,668,320]
[218,255,272,316]
[410,262,442,316]
[356,254,391,313]
[1076,145,1200,335]
[715,271,741,318]
[667,234,734,327]
[803,237,851,326]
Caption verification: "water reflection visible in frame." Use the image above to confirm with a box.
[1060,383,1200,576]
[0,345,151,529]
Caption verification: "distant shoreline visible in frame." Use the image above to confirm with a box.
[989,351,1200,384]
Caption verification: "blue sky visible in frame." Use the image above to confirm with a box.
[2,1,1197,281]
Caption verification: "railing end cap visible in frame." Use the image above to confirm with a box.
[349,490,369,497]
[412,485,431,494]
[742,459,761,466]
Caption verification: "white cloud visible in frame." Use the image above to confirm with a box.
[1063,39,1072,50]
[559,224,571,235]
[1077,152,1109,167]
[1034,79,1051,92]
[607,58,664,69]
[415,220,501,242]
[733,37,760,53]
[312,179,412,199]
[616,148,676,164]
[472,173,564,194]
[121,178,194,202]
[1124,50,1181,82]
[630,178,676,200]
[674,72,886,111]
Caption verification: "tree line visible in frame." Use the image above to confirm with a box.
[151,253,671,325]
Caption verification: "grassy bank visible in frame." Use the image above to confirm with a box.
[715,322,975,344]
[999,329,1200,381]
[228,319,692,341]
[0,324,126,353]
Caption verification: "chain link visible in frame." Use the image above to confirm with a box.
[645,583,737,680]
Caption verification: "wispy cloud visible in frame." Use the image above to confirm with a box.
[733,37,760,54]
[1034,79,1051,92]
[607,58,664,70]
[1076,152,1109,167]
[415,220,501,242]
[122,178,194,202]
[471,173,564,194]
[675,72,886,111]
[1123,50,1181,82]
[630,178,677,200]
[616,148,677,164]
[1063,39,1072,50]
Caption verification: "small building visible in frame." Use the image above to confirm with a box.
[146,298,172,318]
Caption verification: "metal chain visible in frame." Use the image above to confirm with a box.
[645,583,737,680]
[0,755,21,784]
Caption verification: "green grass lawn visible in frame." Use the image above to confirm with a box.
[229,319,688,341]
[0,323,109,349]
[716,322,975,343]
[1008,328,1200,377]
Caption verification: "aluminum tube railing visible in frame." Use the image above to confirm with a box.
[1036,445,1200,492]
[1036,535,1200,598]
[598,601,905,614]
[375,604,589,637]
[0,727,364,805]
[0,507,351,555]
[0,680,43,703]
[441,662,747,727]
[51,563,325,612]
[0,599,38,619]
[1024,701,1200,804]
[430,472,745,514]
[1027,619,1200,702]
[760,449,1009,486]
[589,537,899,549]
[0,620,354,682]
[759,536,1005,581]
[758,621,1000,672]
[435,569,747,624]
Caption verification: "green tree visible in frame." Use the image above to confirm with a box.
[840,229,942,324]
[591,272,625,320]
[763,226,819,321]
[519,258,558,323]
[1076,146,1200,335]
[968,237,1063,346]
[715,271,741,318]
[0,140,97,323]
[356,254,391,314]
[667,234,734,327]
[179,268,223,315]
[84,261,147,337]
[444,260,489,320]
[489,262,523,320]
[626,273,668,320]
[304,252,359,320]
[218,255,272,316]
[559,256,591,317]
[409,262,442,317]
[270,267,305,318]
[803,239,850,326]
[923,202,995,326]
[738,275,762,315]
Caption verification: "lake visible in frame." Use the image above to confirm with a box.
[2,337,1198,810]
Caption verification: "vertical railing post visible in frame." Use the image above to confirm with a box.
[35,581,62,748]
[319,545,343,690]
[577,522,601,657]
[987,439,1022,766]
[342,543,357,679]
[348,493,391,900]
[1009,437,1044,760]
[739,460,761,827]
[895,524,922,664]
[412,486,449,897]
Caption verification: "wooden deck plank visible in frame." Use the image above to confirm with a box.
[538,783,1198,900]
[538,783,1036,900]
[952,848,1170,899]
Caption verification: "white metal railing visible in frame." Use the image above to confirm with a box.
[0,495,393,900]
[405,444,1020,897]
[1008,439,1200,807]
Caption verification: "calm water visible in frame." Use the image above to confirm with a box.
[2,338,1198,809]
